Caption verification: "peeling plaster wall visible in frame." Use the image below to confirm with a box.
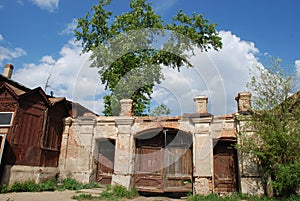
[57,94,263,195]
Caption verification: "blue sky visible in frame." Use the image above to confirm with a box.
[0,0,299,115]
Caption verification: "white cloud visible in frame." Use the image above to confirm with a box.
[30,0,59,12]
[153,0,179,12]
[12,31,261,116]
[151,31,260,115]
[13,39,106,114]
[60,19,77,35]
[0,34,27,66]
[295,60,300,89]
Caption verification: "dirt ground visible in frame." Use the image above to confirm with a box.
[0,189,186,201]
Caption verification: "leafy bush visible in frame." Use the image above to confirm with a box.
[81,182,101,189]
[0,184,9,193]
[39,180,57,191]
[60,178,81,190]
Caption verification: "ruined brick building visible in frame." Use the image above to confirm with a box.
[58,94,263,195]
[0,64,264,195]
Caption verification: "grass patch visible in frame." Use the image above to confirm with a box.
[72,185,139,201]
[98,185,139,201]
[72,193,94,200]
[0,178,101,194]
[187,193,300,201]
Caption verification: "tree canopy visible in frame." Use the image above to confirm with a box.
[75,0,222,116]
[240,58,300,196]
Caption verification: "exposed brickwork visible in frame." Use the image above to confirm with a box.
[58,94,263,195]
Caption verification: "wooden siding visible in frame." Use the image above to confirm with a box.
[0,82,70,168]
[12,98,45,166]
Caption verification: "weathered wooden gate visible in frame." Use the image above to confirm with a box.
[134,129,193,193]
[96,139,115,185]
[213,140,238,194]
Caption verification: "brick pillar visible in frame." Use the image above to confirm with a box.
[3,64,14,79]
[194,96,208,113]
[120,99,133,116]
[191,115,213,195]
[235,92,252,113]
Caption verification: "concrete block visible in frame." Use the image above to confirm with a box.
[1,165,58,185]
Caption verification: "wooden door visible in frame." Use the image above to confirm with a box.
[134,129,193,193]
[213,141,238,194]
[134,146,164,192]
[165,147,193,192]
[96,139,115,185]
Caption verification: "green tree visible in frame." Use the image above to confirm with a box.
[148,104,171,116]
[75,0,222,116]
[240,58,300,196]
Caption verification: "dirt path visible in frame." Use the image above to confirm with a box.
[0,190,186,201]
[0,190,76,201]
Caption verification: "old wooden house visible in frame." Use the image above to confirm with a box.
[0,64,82,184]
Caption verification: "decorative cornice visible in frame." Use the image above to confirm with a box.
[115,117,134,126]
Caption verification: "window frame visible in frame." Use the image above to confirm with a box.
[0,112,14,127]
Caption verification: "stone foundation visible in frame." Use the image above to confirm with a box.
[59,169,96,184]
[1,165,58,185]
[194,177,212,195]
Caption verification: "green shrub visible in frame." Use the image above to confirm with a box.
[81,182,101,189]
[39,180,57,191]
[0,184,9,193]
[9,181,40,192]
[60,178,81,190]
[1,178,101,193]
[10,182,24,192]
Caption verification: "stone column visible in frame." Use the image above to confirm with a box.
[191,95,213,195]
[235,92,264,195]
[112,99,135,189]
